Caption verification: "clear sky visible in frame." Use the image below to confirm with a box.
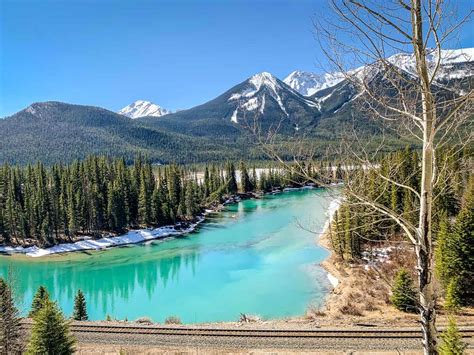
[1,0,473,117]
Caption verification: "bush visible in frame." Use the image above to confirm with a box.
[390,268,417,312]
[164,316,182,325]
[364,301,378,312]
[305,305,326,320]
[339,302,363,316]
[238,313,261,323]
[135,317,153,324]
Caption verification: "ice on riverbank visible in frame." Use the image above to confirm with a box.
[0,217,205,258]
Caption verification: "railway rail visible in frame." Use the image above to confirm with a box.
[20,321,474,339]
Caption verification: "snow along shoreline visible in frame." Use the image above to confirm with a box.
[321,197,342,288]
[0,186,341,265]
[0,217,206,258]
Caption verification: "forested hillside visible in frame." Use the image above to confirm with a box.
[0,102,254,165]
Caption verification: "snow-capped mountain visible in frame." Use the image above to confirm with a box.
[119,100,170,119]
[226,72,319,125]
[387,48,474,81]
[143,71,321,137]
[284,71,346,96]
[287,48,474,98]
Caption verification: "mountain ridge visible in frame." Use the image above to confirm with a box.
[2,47,472,165]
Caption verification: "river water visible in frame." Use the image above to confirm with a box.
[0,188,334,323]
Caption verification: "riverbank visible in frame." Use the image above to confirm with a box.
[316,207,418,322]
[0,186,320,258]
[317,214,408,320]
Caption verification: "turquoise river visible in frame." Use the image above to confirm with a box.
[0,188,334,323]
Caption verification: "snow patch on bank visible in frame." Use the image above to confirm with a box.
[0,217,204,258]
[322,197,342,288]
[326,273,339,287]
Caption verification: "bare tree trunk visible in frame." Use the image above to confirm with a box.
[412,1,437,352]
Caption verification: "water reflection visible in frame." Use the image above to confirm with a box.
[0,189,334,322]
[0,245,200,316]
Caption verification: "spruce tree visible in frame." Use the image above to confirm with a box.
[444,278,461,313]
[138,171,151,226]
[0,278,24,354]
[27,299,75,354]
[29,286,50,318]
[453,183,474,305]
[239,161,252,193]
[390,268,417,313]
[184,182,198,219]
[72,290,88,321]
[226,162,238,194]
[439,317,467,355]
[435,211,456,288]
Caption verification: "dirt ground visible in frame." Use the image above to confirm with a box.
[317,231,474,327]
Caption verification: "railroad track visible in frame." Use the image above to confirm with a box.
[20,321,474,339]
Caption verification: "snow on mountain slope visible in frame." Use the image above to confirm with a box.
[287,48,474,97]
[387,48,474,81]
[284,71,346,96]
[227,72,318,124]
[119,100,170,119]
[228,72,288,123]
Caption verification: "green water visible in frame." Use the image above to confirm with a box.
[0,189,333,323]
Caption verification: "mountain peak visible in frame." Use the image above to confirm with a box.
[119,100,170,119]
[249,71,278,86]
[284,71,346,96]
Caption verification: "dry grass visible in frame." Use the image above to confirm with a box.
[339,302,363,316]
[305,305,327,321]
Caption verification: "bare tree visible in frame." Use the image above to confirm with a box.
[247,1,473,354]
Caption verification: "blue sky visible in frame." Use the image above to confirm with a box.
[1,0,473,117]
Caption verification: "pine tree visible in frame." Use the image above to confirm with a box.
[72,290,88,321]
[390,268,417,313]
[239,161,252,193]
[184,181,198,219]
[435,211,456,288]
[138,170,151,226]
[0,278,24,354]
[436,182,474,306]
[453,182,474,305]
[27,299,75,354]
[29,286,50,318]
[439,317,467,355]
[226,162,238,194]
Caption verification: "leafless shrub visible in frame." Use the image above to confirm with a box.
[164,316,182,325]
[339,302,363,316]
[305,305,327,320]
[238,313,261,323]
[135,317,153,324]
[364,301,379,312]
